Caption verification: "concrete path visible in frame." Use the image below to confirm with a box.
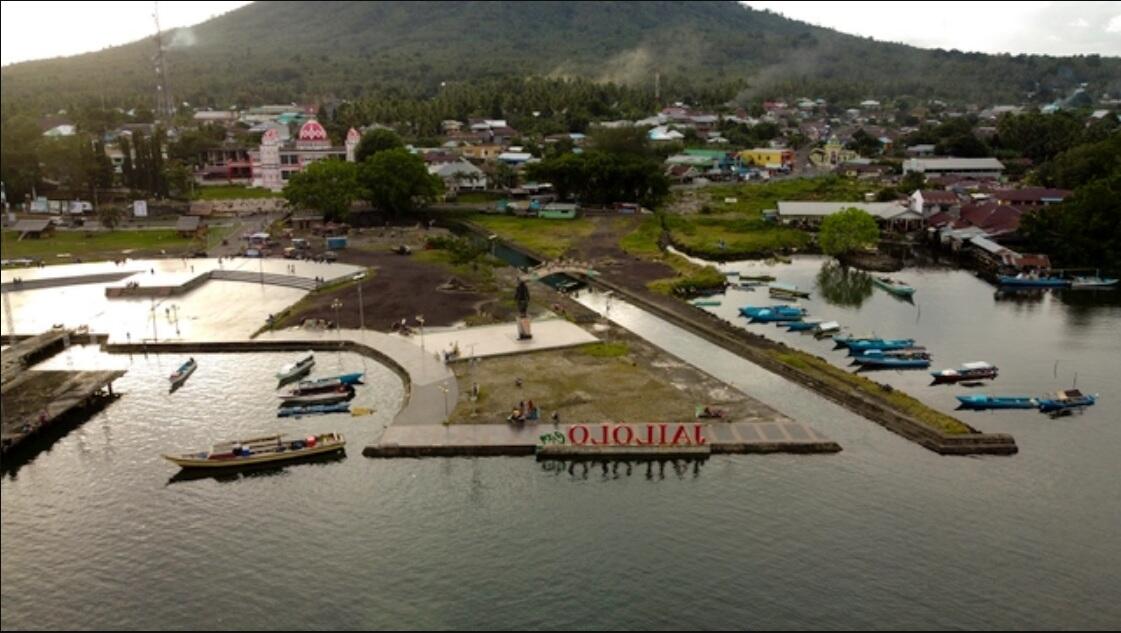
[1,257,362,286]
[420,319,599,361]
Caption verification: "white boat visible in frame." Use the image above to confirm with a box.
[769,281,811,299]
[1070,276,1118,289]
[276,353,315,381]
[813,321,841,337]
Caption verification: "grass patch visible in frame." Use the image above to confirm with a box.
[579,341,630,358]
[618,215,728,295]
[664,214,810,259]
[194,185,282,200]
[466,214,595,259]
[701,176,876,219]
[2,229,201,264]
[770,350,972,435]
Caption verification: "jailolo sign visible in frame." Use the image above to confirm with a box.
[538,423,707,448]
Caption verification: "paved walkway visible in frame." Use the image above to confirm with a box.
[419,319,599,360]
[1,257,362,286]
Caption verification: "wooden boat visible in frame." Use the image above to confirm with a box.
[855,355,931,369]
[740,305,804,318]
[872,276,916,297]
[279,386,354,407]
[740,274,776,282]
[691,299,722,307]
[1070,276,1118,289]
[276,353,315,381]
[768,282,811,299]
[749,309,805,323]
[813,321,841,337]
[841,338,917,354]
[955,394,1037,410]
[291,372,364,394]
[163,432,346,469]
[997,275,1070,288]
[784,320,822,331]
[931,361,998,384]
[169,358,197,390]
[277,403,352,418]
[1036,389,1097,413]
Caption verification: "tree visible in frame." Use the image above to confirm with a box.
[1021,173,1121,270]
[97,205,123,230]
[163,160,194,199]
[354,128,404,163]
[846,129,882,157]
[819,207,880,257]
[119,135,135,189]
[935,133,991,158]
[0,115,42,203]
[284,159,361,221]
[358,148,442,216]
[489,161,518,190]
[899,171,925,193]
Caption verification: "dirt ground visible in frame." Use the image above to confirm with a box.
[568,216,677,293]
[445,320,782,426]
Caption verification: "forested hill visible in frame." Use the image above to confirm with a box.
[3,1,1119,112]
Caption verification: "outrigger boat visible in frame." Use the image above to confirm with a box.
[276,353,315,382]
[163,432,346,469]
[931,361,998,385]
[997,274,1070,288]
[853,349,931,369]
[1036,389,1097,413]
[769,282,811,299]
[749,308,805,323]
[872,276,916,297]
[691,299,722,307]
[840,338,917,354]
[956,394,1038,410]
[169,358,197,390]
[276,403,351,418]
[278,386,355,407]
[740,305,805,319]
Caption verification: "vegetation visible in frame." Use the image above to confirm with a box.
[354,128,404,163]
[466,214,595,259]
[525,130,670,208]
[1,229,198,263]
[664,214,810,259]
[818,208,880,257]
[358,148,443,216]
[618,215,726,295]
[194,184,283,200]
[579,342,630,358]
[283,159,361,221]
[701,176,875,218]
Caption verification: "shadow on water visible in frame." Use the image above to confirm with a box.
[815,260,874,308]
[1,394,121,479]
[165,450,348,486]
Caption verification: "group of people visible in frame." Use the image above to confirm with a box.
[508,399,540,424]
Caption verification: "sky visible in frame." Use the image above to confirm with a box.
[1,0,1119,66]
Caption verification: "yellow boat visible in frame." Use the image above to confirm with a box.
[163,432,345,469]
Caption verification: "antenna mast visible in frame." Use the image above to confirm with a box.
[153,1,173,120]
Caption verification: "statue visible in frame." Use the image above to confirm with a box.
[515,279,532,340]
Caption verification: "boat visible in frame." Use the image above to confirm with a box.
[1036,389,1097,413]
[931,361,998,385]
[163,432,346,469]
[292,372,364,393]
[854,353,931,369]
[854,347,930,359]
[276,403,352,418]
[276,353,315,382]
[278,386,355,407]
[740,305,804,318]
[169,358,197,390]
[691,299,722,307]
[813,321,841,337]
[955,394,1037,410]
[749,309,805,323]
[733,280,766,290]
[841,338,917,354]
[769,282,811,299]
[872,276,916,297]
[997,275,1070,288]
[1070,276,1119,289]
[784,320,822,331]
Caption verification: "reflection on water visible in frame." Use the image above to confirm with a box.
[815,261,874,308]
[538,457,707,480]
[165,451,349,486]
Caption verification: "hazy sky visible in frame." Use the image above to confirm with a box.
[1,1,1119,66]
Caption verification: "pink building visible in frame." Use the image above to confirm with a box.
[253,121,360,191]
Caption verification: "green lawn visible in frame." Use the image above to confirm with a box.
[700,176,877,219]
[466,214,595,259]
[194,185,282,200]
[665,214,811,259]
[2,229,202,264]
[619,216,727,295]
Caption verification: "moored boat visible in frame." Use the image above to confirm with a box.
[163,432,346,469]
[872,276,916,297]
[813,321,842,338]
[853,349,931,369]
[276,403,352,418]
[842,338,917,354]
[1036,389,1097,413]
[784,320,821,331]
[931,361,998,384]
[169,357,197,390]
[955,394,1037,410]
[997,275,1070,288]
[276,353,315,382]
[292,372,364,394]
[691,299,722,307]
[740,305,804,318]
[749,309,805,323]
[1070,276,1119,289]
[769,281,811,299]
[279,386,355,407]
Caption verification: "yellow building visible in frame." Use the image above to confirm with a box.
[809,136,860,167]
[740,148,794,168]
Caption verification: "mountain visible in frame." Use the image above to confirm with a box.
[3,1,1119,112]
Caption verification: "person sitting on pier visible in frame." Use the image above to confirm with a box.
[525,400,539,421]
[507,406,526,425]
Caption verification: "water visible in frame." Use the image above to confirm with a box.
[3,275,1121,629]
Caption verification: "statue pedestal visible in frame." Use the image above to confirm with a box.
[517,317,533,340]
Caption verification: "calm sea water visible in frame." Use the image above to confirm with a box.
[2,262,1120,630]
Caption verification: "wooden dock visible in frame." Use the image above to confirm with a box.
[1,369,125,457]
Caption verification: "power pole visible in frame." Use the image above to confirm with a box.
[153,2,173,121]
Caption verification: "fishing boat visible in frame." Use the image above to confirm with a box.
[813,321,842,337]
[163,432,346,469]
[279,386,355,407]
[276,353,315,382]
[293,372,364,392]
[997,274,1070,288]
[749,309,805,323]
[854,352,931,369]
[691,299,722,307]
[872,276,916,297]
[841,338,917,354]
[955,394,1037,410]
[1036,389,1097,413]
[277,403,352,418]
[930,361,998,384]
[740,305,804,318]
[784,320,822,331]
[854,347,930,359]
[768,282,811,299]
[1070,276,1119,289]
[169,358,197,390]
[733,280,765,290]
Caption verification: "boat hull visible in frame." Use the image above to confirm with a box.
[998,276,1070,288]
[1037,396,1096,412]
[164,437,346,469]
[873,278,916,297]
[956,395,1036,410]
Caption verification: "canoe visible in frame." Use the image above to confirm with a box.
[997,275,1070,288]
[813,321,841,337]
[279,386,354,407]
[749,309,805,323]
[784,320,821,331]
[169,358,197,389]
[293,372,364,393]
[855,355,931,369]
[872,276,916,297]
[855,347,930,360]
[1070,276,1118,289]
[769,282,811,299]
[843,338,917,354]
[277,403,352,418]
[691,299,722,307]
[163,432,346,469]
[956,394,1037,410]
[276,353,315,381]
[931,361,997,384]
[1036,389,1097,412]
[740,305,803,318]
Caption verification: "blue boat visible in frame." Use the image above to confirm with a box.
[740,304,802,318]
[955,394,1038,410]
[998,275,1070,288]
[294,372,364,393]
[276,402,351,418]
[843,338,916,354]
[853,349,931,369]
[750,310,804,323]
[784,320,821,332]
[1036,389,1096,413]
